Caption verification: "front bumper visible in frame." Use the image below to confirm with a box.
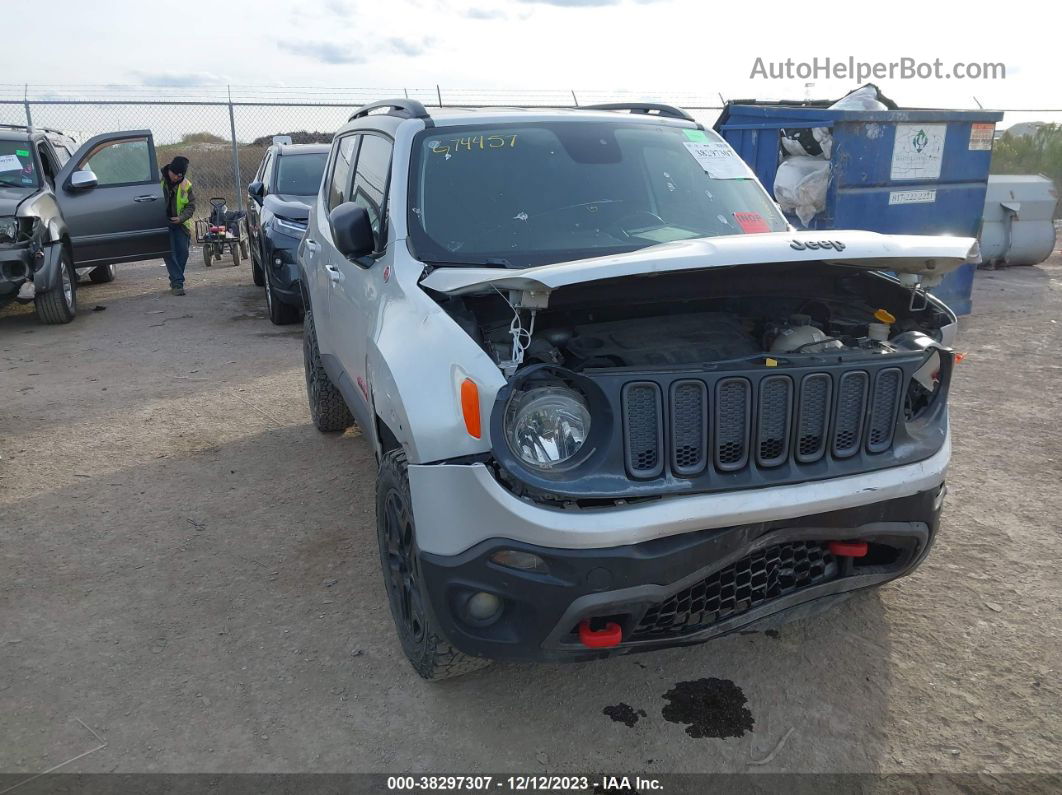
[0,244,34,295]
[408,430,950,556]
[418,486,945,662]
[263,234,303,307]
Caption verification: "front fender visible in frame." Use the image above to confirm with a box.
[17,191,67,245]
[32,242,65,292]
[366,286,505,465]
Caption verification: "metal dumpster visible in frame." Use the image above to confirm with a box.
[979,175,1058,266]
[715,102,1004,314]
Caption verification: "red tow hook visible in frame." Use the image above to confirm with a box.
[828,540,869,558]
[578,619,623,648]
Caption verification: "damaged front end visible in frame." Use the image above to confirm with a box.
[423,234,965,507]
[0,215,51,302]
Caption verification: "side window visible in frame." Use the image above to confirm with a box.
[51,143,71,168]
[79,137,153,186]
[260,152,275,193]
[254,152,269,183]
[36,143,58,186]
[327,135,359,212]
[350,134,393,248]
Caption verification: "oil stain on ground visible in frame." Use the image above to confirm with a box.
[661,678,754,739]
[603,702,647,728]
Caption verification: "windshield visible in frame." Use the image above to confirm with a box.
[275,152,327,196]
[408,121,787,268]
[0,140,39,189]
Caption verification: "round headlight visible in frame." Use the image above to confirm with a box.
[505,386,590,469]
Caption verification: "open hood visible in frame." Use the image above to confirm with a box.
[419,230,978,301]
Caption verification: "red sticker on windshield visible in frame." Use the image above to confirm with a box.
[733,212,770,234]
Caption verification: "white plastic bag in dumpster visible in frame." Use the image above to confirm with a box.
[774,156,830,226]
[781,127,833,159]
[812,126,833,159]
[781,128,821,157]
[830,85,888,111]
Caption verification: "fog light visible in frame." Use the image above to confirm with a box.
[465,591,502,622]
[273,256,283,266]
[490,549,549,574]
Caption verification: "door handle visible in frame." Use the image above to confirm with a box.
[324,263,342,283]
[133,195,158,202]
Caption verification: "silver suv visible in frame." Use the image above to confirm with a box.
[299,100,971,680]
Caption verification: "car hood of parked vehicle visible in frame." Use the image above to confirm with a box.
[263,193,312,221]
[418,230,978,298]
[0,185,37,217]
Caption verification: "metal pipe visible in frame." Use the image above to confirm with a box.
[227,86,243,212]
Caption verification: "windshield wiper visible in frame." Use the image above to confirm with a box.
[425,257,515,268]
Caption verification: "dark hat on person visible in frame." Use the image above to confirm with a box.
[167,156,190,176]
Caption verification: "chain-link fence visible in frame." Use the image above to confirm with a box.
[2,85,1059,220]
[0,86,730,219]
[0,99,361,214]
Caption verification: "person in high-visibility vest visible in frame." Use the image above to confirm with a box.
[161,156,196,296]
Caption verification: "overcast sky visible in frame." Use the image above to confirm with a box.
[5,0,1057,122]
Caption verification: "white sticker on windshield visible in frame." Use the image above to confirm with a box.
[0,154,22,172]
[683,142,751,180]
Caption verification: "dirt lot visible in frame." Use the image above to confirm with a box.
[1,253,1060,777]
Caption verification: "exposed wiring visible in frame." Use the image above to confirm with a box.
[509,308,537,369]
[493,285,537,375]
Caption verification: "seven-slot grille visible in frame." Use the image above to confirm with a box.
[621,368,904,479]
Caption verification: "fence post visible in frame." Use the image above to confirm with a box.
[23,84,32,127]
[227,86,244,211]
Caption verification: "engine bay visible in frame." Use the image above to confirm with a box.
[437,261,954,374]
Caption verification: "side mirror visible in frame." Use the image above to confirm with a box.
[329,202,375,259]
[248,180,264,204]
[69,170,97,191]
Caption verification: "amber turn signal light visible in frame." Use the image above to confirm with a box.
[461,378,481,438]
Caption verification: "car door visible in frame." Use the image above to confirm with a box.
[247,151,273,254]
[327,132,393,416]
[53,130,168,267]
[305,134,359,355]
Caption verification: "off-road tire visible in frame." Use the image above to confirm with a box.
[303,308,354,432]
[203,246,213,267]
[35,251,76,324]
[265,266,300,325]
[89,264,116,284]
[251,256,264,286]
[376,449,492,681]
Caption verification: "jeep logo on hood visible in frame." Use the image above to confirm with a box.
[790,239,846,252]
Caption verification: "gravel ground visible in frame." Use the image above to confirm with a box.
[0,253,1059,777]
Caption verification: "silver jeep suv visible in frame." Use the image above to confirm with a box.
[299,100,970,680]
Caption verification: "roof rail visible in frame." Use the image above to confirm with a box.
[0,123,74,137]
[579,103,696,122]
[349,99,431,122]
